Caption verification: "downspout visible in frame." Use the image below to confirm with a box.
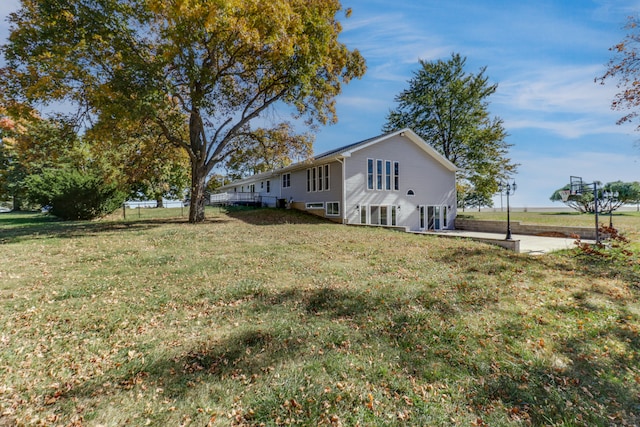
[337,158,347,224]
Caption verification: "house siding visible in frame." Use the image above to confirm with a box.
[343,135,456,231]
[216,129,456,231]
[281,161,344,219]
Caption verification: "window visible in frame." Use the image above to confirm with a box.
[324,164,330,190]
[370,205,380,225]
[261,181,264,189]
[394,162,399,190]
[249,184,255,193]
[266,180,270,193]
[391,206,397,226]
[380,206,388,225]
[282,173,291,188]
[385,161,391,190]
[326,202,340,216]
[367,159,374,190]
[306,202,324,209]
[407,189,415,196]
[312,168,317,192]
[308,165,330,192]
[376,160,383,190]
[360,205,367,224]
[443,206,448,228]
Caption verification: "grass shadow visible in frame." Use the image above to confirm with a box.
[0,213,231,245]
[472,324,640,426]
[225,207,334,226]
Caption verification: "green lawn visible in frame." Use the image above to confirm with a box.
[0,209,638,426]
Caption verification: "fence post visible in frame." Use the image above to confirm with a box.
[122,203,126,220]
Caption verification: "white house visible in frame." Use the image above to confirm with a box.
[215,128,458,231]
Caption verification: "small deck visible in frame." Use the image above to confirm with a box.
[209,192,280,208]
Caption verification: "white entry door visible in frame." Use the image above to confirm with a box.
[419,205,448,230]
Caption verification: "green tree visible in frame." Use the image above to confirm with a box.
[2,0,366,223]
[26,167,126,220]
[85,117,190,207]
[383,53,516,204]
[0,113,81,210]
[550,181,640,213]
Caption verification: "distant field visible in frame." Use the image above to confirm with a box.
[460,210,640,242]
[0,209,638,426]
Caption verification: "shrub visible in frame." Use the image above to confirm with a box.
[574,225,639,268]
[26,167,126,220]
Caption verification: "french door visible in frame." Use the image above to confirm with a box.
[361,205,397,226]
[419,205,447,230]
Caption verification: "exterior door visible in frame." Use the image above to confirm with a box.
[420,205,447,230]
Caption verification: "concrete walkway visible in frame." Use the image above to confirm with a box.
[423,230,591,255]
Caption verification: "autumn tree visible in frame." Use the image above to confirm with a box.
[223,123,313,180]
[383,54,516,207]
[598,16,640,134]
[2,0,366,222]
[85,117,190,207]
[0,112,82,210]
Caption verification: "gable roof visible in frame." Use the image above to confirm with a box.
[219,128,457,189]
[317,128,458,172]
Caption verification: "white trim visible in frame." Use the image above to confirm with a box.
[326,201,340,217]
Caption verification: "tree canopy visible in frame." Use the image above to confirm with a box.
[550,181,640,213]
[2,0,366,222]
[223,123,313,181]
[383,53,516,208]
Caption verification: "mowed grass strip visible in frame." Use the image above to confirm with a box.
[0,209,638,426]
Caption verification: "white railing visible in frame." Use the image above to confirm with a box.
[209,192,261,204]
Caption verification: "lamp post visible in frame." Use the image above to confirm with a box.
[498,180,517,240]
[602,190,619,228]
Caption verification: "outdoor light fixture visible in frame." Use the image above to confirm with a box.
[498,180,517,240]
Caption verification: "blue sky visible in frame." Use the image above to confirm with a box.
[2,0,639,207]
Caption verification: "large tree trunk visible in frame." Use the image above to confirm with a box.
[189,164,207,223]
[12,196,23,211]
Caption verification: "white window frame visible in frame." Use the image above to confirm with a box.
[324,164,330,191]
[367,159,374,190]
[326,201,340,216]
[282,173,291,188]
[376,159,383,190]
[266,180,270,193]
[385,160,391,190]
[306,202,324,209]
[318,165,324,191]
[312,168,317,192]
[394,162,399,191]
